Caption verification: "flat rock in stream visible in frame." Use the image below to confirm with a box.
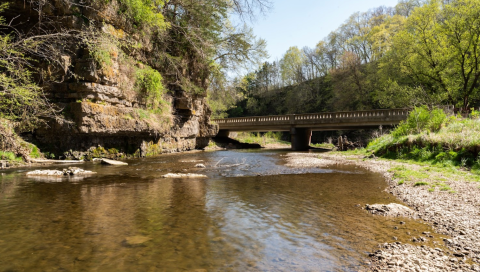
[366,203,416,218]
[122,236,151,247]
[26,167,96,176]
[101,159,128,166]
[161,173,208,178]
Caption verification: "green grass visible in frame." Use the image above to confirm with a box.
[338,148,369,156]
[311,143,335,149]
[390,166,430,180]
[233,132,290,146]
[0,151,23,162]
[29,145,42,159]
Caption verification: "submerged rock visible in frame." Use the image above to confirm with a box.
[122,235,151,247]
[180,160,204,163]
[161,173,208,178]
[195,163,206,168]
[101,158,128,166]
[366,203,416,218]
[26,167,96,176]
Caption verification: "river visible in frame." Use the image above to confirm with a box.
[0,149,442,271]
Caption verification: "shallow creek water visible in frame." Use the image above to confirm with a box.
[0,150,445,271]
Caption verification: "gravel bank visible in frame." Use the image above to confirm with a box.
[285,153,480,271]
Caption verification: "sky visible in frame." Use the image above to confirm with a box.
[248,0,400,62]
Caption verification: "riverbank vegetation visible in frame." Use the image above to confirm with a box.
[344,107,480,177]
[0,120,43,162]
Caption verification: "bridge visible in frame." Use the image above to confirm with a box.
[212,108,410,151]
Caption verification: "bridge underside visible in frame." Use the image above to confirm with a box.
[218,124,389,151]
[214,109,409,151]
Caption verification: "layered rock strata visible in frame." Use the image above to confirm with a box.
[6,0,218,159]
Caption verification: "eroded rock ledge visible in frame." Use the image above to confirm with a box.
[7,1,218,160]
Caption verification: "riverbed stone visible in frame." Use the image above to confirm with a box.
[161,173,208,178]
[365,203,416,218]
[101,158,128,165]
[123,235,151,247]
[26,167,96,176]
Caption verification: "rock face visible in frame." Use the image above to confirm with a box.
[7,0,218,159]
[33,85,218,160]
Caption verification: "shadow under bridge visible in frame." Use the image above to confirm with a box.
[212,109,410,151]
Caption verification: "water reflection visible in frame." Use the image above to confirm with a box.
[0,150,444,271]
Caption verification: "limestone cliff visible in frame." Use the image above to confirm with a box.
[5,0,218,159]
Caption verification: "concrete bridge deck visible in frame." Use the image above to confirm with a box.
[212,109,410,150]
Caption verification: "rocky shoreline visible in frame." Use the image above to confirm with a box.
[285,152,480,271]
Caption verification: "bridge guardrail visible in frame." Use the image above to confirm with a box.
[212,108,410,126]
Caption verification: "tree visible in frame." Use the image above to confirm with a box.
[395,0,426,17]
[0,2,72,131]
[280,46,305,85]
[392,0,480,111]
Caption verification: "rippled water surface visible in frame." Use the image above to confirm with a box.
[0,150,441,271]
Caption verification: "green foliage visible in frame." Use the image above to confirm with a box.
[135,65,168,114]
[0,4,54,130]
[88,37,118,72]
[29,145,42,159]
[0,151,21,162]
[118,0,167,28]
[280,46,306,85]
[135,108,150,120]
[392,106,446,137]
[470,108,480,119]
[96,0,167,29]
[391,0,480,111]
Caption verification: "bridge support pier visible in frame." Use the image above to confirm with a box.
[290,128,312,151]
[217,130,230,137]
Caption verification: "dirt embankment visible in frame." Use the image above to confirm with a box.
[285,153,480,272]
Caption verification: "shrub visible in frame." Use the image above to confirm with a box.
[135,65,168,114]
[0,151,16,161]
[392,106,447,137]
[117,0,168,29]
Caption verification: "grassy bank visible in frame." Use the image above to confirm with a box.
[343,106,480,183]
